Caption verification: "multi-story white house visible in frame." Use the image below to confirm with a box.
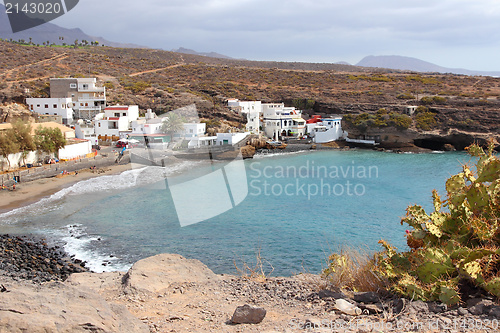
[95,105,139,138]
[26,97,74,124]
[308,117,347,143]
[262,103,306,140]
[50,78,106,120]
[227,99,262,134]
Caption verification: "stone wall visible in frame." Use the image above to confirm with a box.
[0,152,130,187]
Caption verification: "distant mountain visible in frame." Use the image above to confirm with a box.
[356,55,500,77]
[172,47,234,60]
[0,4,144,48]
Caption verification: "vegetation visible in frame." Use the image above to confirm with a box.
[292,98,315,110]
[160,113,185,140]
[0,132,19,169]
[396,92,416,100]
[343,111,412,130]
[323,248,384,292]
[374,142,500,305]
[415,111,438,131]
[420,96,447,105]
[34,126,66,157]
[10,121,36,166]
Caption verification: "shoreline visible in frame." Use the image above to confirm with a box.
[0,162,132,214]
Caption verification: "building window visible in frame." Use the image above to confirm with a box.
[45,104,49,108]
[85,103,88,107]
[37,104,40,108]
[82,84,89,90]
[98,123,101,127]
[61,104,65,109]
[53,104,57,109]
[122,113,126,116]
[70,83,77,89]
[114,113,120,117]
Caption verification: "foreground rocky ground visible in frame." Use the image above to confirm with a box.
[1,236,500,332]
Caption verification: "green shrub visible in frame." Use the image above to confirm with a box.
[421,96,447,105]
[375,142,500,305]
[387,112,412,130]
[415,112,438,131]
[397,93,416,100]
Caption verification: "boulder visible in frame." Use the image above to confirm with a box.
[231,304,267,324]
[0,277,149,333]
[122,253,220,294]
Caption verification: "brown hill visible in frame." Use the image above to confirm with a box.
[0,41,499,149]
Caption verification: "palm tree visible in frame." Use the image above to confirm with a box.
[161,113,185,144]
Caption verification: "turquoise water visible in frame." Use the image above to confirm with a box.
[0,150,471,275]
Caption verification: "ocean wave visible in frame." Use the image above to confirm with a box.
[55,224,131,273]
[253,150,308,160]
[0,161,202,222]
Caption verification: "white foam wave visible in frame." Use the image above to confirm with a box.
[56,224,131,273]
[0,161,202,221]
[253,150,308,159]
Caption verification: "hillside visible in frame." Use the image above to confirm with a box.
[356,55,500,77]
[0,41,499,150]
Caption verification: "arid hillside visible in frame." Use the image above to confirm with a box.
[0,41,499,148]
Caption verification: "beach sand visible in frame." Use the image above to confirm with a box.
[0,163,133,214]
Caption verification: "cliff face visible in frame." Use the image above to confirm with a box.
[342,105,500,151]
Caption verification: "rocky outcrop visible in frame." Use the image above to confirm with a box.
[121,253,220,294]
[0,277,149,333]
[0,103,35,123]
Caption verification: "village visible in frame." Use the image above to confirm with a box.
[0,77,355,176]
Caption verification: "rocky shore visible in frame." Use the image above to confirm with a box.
[0,234,87,283]
[0,236,499,332]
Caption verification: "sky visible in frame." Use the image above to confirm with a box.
[50,0,500,71]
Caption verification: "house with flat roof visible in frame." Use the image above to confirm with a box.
[49,78,106,120]
[95,105,139,138]
[26,97,74,124]
[262,103,306,140]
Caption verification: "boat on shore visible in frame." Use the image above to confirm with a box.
[265,141,287,149]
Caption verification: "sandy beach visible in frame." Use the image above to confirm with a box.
[0,163,132,214]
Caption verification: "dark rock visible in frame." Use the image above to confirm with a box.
[231,304,266,324]
[318,289,346,299]
[428,302,447,313]
[457,307,468,316]
[489,306,500,319]
[467,298,494,316]
[409,300,428,313]
[353,291,379,304]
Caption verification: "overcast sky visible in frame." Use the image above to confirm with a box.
[51,0,500,71]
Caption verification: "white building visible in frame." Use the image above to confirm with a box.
[183,123,206,138]
[26,97,74,124]
[310,117,347,143]
[50,78,106,120]
[216,132,249,146]
[262,103,306,140]
[227,99,262,134]
[75,123,99,145]
[95,105,139,138]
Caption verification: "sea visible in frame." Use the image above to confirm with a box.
[0,149,472,276]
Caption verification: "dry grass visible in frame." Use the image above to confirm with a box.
[233,248,274,282]
[322,247,387,293]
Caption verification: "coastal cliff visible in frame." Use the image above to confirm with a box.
[2,244,500,332]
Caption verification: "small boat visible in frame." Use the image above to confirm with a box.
[265,140,287,149]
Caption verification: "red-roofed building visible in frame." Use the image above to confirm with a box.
[95,105,139,138]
